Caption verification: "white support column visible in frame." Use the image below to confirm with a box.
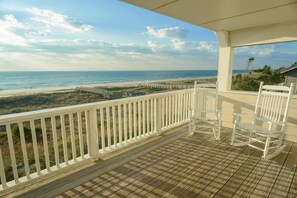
[216,31,234,91]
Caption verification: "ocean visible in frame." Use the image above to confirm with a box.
[0,70,244,91]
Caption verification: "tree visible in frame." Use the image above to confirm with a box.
[246,57,255,72]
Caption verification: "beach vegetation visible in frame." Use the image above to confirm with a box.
[232,65,286,91]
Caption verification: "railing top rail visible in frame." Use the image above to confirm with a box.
[0,88,193,124]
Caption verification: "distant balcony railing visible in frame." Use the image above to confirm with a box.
[0,89,193,193]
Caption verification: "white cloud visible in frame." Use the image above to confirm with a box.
[172,39,185,50]
[197,41,217,53]
[257,46,275,57]
[27,7,93,33]
[237,45,276,57]
[146,26,187,50]
[1,14,25,29]
[146,26,186,40]
[147,40,159,52]
[0,14,29,46]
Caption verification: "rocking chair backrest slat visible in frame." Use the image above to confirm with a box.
[255,82,294,123]
[193,82,218,116]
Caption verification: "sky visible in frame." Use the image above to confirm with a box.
[0,0,296,71]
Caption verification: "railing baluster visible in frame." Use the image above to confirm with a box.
[41,118,50,172]
[133,102,137,139]
[178,94,181,123]
[30,120,40,175]
[106,106,111,148]
[184,93,187,122]
[138,102,141,137]
[146,100,150,133]
[6,124,19,183]
[156,98,162,133]
[112,106,117,147]
[118,105,123,144]
[51,116,60,168]
[77,112,84,159]
[173,95,177,124]
[165,97,168,127]
[124,103,128,142]
[187,93,190,120]
[0,147,7,188]
[142,100,146,135]
[150,99,154,133]
[169,96,172,126]
[129,103,132,140]
[18,122,30,179]
[161,97,165,128]
[69,113,76,162]
[173,95,175,124]
[181,94,185,122]
[60,115,68,165]
[85,111,91,154]
[100,108,105,151]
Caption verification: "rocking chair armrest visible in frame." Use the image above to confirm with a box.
[255,117,285,127]
[233,113,256,122]
[233,113,255,118]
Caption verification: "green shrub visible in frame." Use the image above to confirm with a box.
[11,126,43,143]
[232,65,286,91]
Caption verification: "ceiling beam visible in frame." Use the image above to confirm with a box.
[230,21,297,47]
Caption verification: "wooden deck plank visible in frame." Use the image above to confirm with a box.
[287,164,297,198]
[179,143,252,197]
[212,149,263,197]
[269,143,297,197]
[250,142,293,197]
[18,127,296,198]
[137,134,232,197]
[157,135,243,197]
[231,143,292,197]
[59,139,189,198]
[114,139,211,194]
[96,131,228,196]
[198,146,258,197]
[71,136,214,197]
[122,135,226,197]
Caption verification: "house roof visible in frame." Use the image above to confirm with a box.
[281,63,297,74]
[121,0,297,32]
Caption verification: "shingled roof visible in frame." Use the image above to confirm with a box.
[281,62,297,74]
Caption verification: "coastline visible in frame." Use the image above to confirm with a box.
[0,76,216,98]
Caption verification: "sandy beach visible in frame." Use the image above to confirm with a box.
[0,77,216,98]
[0,77,216,115]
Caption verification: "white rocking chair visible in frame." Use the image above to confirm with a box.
[231,82,294,160]
[189,82,221,140]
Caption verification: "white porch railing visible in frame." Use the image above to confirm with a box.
[0,89,193,192]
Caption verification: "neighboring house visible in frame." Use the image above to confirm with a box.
[281,63,297,93]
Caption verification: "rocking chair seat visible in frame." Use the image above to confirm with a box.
[190,111,219,121]
[235,122,283,140]
[235,122,272,134]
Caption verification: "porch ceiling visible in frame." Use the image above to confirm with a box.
[121,0,297,32]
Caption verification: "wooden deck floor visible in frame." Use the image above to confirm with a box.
[23,128,297,198]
